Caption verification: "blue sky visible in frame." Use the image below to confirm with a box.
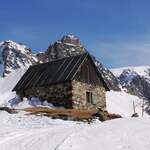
[0,0,150,68]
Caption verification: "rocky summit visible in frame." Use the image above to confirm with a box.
[36,34,85,63]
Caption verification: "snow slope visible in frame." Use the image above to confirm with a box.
[107,91,145,117]
[0,111,150,150]
[0,69,26,106]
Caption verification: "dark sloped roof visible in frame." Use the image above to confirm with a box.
[13,53,88,91]
[13,52,109,91]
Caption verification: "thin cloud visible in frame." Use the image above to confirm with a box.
[90,39,150,68]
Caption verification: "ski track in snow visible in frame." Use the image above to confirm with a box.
[1,116,150,150]
[0,123,85,150]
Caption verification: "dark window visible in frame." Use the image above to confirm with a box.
[87,65,90,83]
[86,92,93,104]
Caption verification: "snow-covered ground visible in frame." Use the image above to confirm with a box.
[0,68,149,150]
[0,111,150,150]
[0,111,87,150]
[106,91,146,117]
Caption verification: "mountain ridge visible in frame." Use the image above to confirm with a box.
[0,34,121,91]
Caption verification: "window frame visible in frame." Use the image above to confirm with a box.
[86,91,93,104]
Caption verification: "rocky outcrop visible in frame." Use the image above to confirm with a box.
[45,34,86,61]
[36,52,49,63]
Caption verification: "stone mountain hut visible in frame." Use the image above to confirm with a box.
[13,53,109,109]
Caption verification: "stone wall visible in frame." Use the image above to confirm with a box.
[22,82,73,108]
[19,80,106,110]
[72,80,106,110]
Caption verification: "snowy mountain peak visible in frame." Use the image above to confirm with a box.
[119,69,139,82]
[111,66,150,77]
[1,40,32,54]
[111,66,150,100]
[0,40,38,77]
[62,34,78,39]
[60,34,84,49]
[61,34,80,46]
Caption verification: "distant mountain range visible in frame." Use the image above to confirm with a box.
[0,34,120,91]
[1,34,150,102]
